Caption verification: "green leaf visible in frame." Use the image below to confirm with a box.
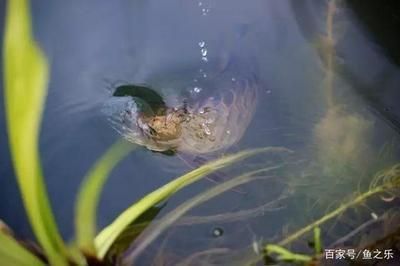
[75,140,136,255]
[265,244,312,263]
[95,147,288,259]
[0,232,45,266]
[103,203,166,264]
[3,0,68,264]
[313,227,322,254]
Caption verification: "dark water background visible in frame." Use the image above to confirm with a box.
[1,0,400,264]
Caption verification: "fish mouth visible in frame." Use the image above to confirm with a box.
[102,95,180,152]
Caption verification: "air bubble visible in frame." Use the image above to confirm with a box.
[202,8,210,16]
[212,227,224,238]
[193,87,202,93]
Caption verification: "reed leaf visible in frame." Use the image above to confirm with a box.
[3,0,68,264]
[0,232,45,266]
[75,140,136,255]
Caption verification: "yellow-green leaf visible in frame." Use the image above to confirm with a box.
[265,244,312,263]
[75,140,136,255]
[0,231,45,266]
[3,0,68,264]
[95,147,288,259]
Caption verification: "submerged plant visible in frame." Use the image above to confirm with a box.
[120,159,289,264]
[260,2,400,264]
[95,147,282,260]
[262,163,400,264]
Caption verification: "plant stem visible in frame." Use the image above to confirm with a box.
[277,186,382,246]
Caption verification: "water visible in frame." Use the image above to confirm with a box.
[1,0,400,265]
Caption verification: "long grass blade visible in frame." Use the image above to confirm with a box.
[123,165,283,263]
[75,140,136,255]
[0,232,45,266]
[265,244,312,263]
[3,0,68,264]
[95,147,289,258]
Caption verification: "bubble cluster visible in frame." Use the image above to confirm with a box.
[198,41,209,62]
[201,7,210,16]
[193,86,202,93]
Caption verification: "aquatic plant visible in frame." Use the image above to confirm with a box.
[260,1,400,264]
[75,140,137,255]
[94,147,276,260]
[3,0,68,264]
[120,161,289,264]
[262,163,400,264]
[0,231,45,266]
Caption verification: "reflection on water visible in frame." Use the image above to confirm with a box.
[1,0,400,265]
